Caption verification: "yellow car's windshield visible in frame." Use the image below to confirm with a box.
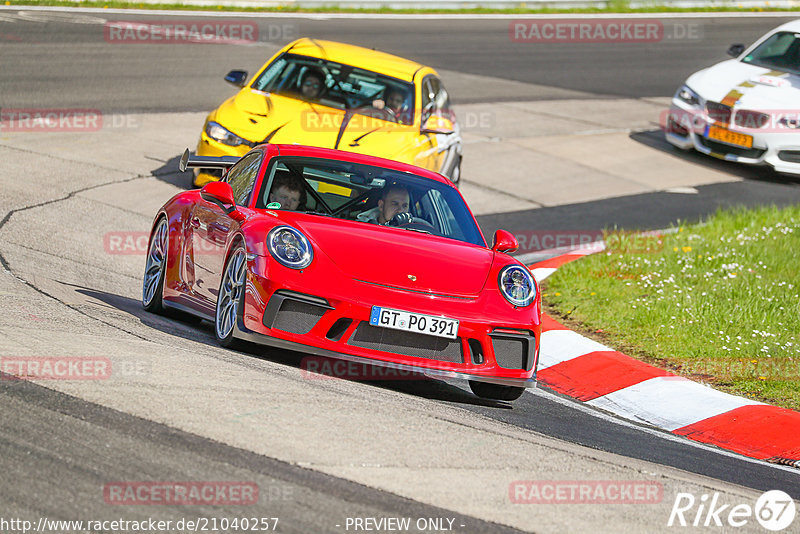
[251,53,416,126]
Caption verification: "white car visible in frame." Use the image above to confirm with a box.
[666,20,800,175]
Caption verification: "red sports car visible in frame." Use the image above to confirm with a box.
[142,144,540,401]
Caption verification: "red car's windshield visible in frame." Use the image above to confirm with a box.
[256,156,485,247]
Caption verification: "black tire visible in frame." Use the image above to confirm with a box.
[215,243,247,349]
[142,217,168,314]
[469,380,525,402]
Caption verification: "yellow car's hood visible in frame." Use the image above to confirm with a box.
[214,89,420,163]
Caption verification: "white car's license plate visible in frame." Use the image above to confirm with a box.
[706,125,753,149]
[369,306,459,339]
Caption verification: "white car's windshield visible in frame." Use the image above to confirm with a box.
[251,53,416,126]
[741,31,800,75]
[257,156,485,247]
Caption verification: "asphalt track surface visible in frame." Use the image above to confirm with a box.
[0,13,794,110]
[1,376,524,533]
[2,10,800,533]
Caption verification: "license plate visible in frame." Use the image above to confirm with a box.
[707,126,753,149]
[369,306,459,339]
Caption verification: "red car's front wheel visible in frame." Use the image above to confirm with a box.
[469,380,525,402]
[215,245,247,348]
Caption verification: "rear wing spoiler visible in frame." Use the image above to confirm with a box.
[179,149,239,172]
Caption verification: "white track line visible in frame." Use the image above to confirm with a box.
[538,329,612,370]
[587,376,764,431]
[531,267,557,282]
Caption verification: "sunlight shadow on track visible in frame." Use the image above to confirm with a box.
[151,153,195,190]
[69,285,512,409]
[629,128,800,186]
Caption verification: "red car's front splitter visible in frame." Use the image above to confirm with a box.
[233,321,537,388]
[235,272,539,388]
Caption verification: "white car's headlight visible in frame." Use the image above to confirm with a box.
[268,226,313,269]
[675,85,702,107]
[498,265,536,307]
[205,121,251,147]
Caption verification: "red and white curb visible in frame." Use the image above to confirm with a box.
[529,245,800,465]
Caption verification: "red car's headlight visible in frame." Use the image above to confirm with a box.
[267,226,313,269]
[498,265,536,308]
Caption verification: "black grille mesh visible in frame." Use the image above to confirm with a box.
[493,338,526,370]
[349,323,463,363]
[778,151,800,163]
[272,299,326,335]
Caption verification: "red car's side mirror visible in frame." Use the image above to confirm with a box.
[492,229,519,254]
[200,182,237,215]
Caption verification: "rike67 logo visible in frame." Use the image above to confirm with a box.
[668,490,796,531]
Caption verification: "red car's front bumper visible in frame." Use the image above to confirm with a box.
[234,255,540,387]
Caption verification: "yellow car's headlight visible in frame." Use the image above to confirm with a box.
[205,121,252,147]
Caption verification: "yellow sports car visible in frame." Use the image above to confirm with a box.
[192,38,462,187]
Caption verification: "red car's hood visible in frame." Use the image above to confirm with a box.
[294,217,492,297]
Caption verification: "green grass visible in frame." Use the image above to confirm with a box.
[3,0,800,13]
[544,205,800,411]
